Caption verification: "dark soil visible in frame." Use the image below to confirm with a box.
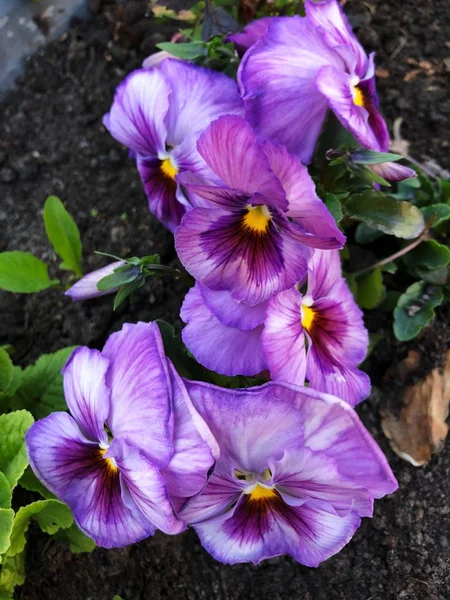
[0,1,449,599]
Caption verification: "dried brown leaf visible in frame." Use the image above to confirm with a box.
[375,67,390,79]
[381,351,450,466]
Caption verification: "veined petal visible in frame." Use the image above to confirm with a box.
[65,261,126,302]
[196,115,287,208]
[262,287,307,386]
[261,141,346,246]
[62,347,110,444]
[272,447,373,517]
[175,207,308,306]
[137,157,188,233]
[368,161,416,182]
[199,284,267,330]
[162,363,218,502]
[102,322,174,468]
[159,59,244,148]
[177,175,249,211]
[180,284,266,376]
[26,413,155,548]
[108,438,184,535]
[306,248,343,300]
[184,381,305,475]
[103,68,169,157]
[227,17,272,56]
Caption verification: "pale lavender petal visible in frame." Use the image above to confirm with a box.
[315,65,387,152]
[162,363,218,502]
[102,322,173,467]
[108,438,184,535]
[103,69,169,157]
[305,248,343,300]
[261,141,345,246]
[62,347,110,444]
[26,413,154,548]
[199,284,267,330]
[180,285,266,376]
[239,16,343,163]
[184,381,305,474]
[369,161,416,182]
[262,287,307,386]
[142,50,178,69]
[65,261,126,302]
[272,447,373,517]
[196,115,287,207]
[227,17,272,56]
[159,59,244,148]
[137,157,189,232]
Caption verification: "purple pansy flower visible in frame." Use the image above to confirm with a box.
[26,322,217,548]
[239,0,389,163]
[175,115,345,306]
[103,59,243,232]
[180,381,398,566]
[262,249,370,406]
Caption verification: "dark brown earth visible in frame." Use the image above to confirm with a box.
[0,1,449,599]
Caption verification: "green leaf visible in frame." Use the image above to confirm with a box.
[0,367,22,406]
[19,468,54,500]
[355,268,385,309]
[44,196,83,276]
[156,41,207,60]
[0,350,13,395]
[0,252,57,293]
[54,523,95,553]
[354,222,384,245]
[0,552,25,597]
[6,500,72,558]
[351,150,403,164]
[10,347,76,419]
[438,178,450,203]
[403,239,450,270]
[97,265,141,292]
[393,281,444,341]
[324,194,343,223]
[113,276,145,311]
[409,266,448,286]
[0,474,12,510]
[421,203,450,227]
[0,411,34,489]
[0,509,14,556]
[343,190,425,239]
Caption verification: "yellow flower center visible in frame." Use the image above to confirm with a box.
[160,157,178,180]
[243,205,271,233]
[248,484,276,501]
[301,304,316,332]
[99,448,118,473]
[352,85,365,108]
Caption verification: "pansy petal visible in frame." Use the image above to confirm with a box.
[369,161,416,182]
[227,17,272,56]
[137,157,188,232]
[196,115,287,207]
[26,413,154,548]
[262,287,307,386]
[103,68,169,157]
[239,16,343,163]
[65,261,126,302]
[159,59,244,148]
[261,141,346,246]
[268,382,398,498]
[193,491,361,566]
[306,345,371,406]
[199,284,267,330]
[305,248,343,299]
[102,322,173,467]
[272,447,372,517]
[315,65,385,152]
[185,381,305,474]
[162,363,218,502]
[180,285,266,376]
[108,438,184,535]
[177,176,248,211]
[62,347,110,444]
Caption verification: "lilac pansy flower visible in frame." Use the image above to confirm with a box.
[239,0,389,163]
[103,59,243,232]
[175,115,345,306]
[262,249,370,406]
[180,381,398,565]
[26,322,217,548]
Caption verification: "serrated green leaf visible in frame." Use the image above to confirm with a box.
[343,190,425,239]
[421,203,450,228]
[0,551,25,596]
[0,252,57,293]
[54,523,95,553]
[0,367,22,405]
[0,474,11,510]
[19,468,54,500]
[44,196,83,276]
[393,281,444,341]
[6,500,72,558]
[10,347,76,419]
[0,411,34,489]
[324,194,343,223]
[156,41,207,60]
[0,509,14,556]
[0,350,13,395]
[403,239,450,271]
[355,268,385,309]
